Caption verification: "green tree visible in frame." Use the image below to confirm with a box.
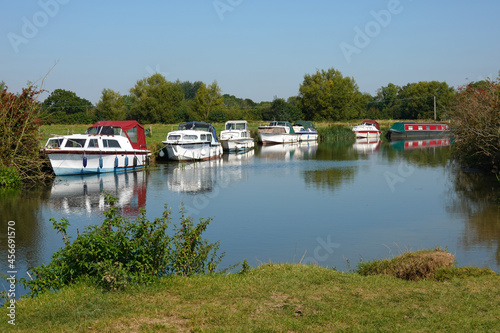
[373,83,401,118]
[95,89,127,121]
[262,97,302,122]
[0,81,6,92]
[42,89,93,114]
[297,68,363,121]
[397,81,455,119]
[188,81,224,122]
[180,80,203,100]
[129,74,184,124]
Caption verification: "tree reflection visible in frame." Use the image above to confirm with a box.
[0,186,51,266]
[446,167,500,264]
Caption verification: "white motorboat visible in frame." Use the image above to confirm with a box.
[352,120,382,138]
[219,120,255,152]
[161,121,223,161]
[44,121,151,176]
[257,121,298,145]
[292,120,318,142]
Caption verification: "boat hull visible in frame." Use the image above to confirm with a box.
[258,133,298,145]
[163,142,223,161]
[46,150,150,176]
[296,132,318,142]
[220,139,255,152]
[353,130,381,139]
[387,122,450,140]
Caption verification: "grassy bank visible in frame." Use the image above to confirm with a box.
[2,263,498,332]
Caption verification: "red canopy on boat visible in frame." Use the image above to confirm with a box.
[88,121,148,150]
[362,120,380,130]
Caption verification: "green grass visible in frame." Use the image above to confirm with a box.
[2,263,499,332]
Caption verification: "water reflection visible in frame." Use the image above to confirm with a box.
[47,171,148,216]
[446,167,500,266]
[390,137,452,150]
[352,138,381,154]
[258,142,318,161]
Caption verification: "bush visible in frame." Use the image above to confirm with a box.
[0,165,21,187]
[18,194,224,297]
[451,80,500,173]
[356,249,454,281]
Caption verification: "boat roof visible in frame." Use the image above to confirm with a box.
[361,120,380,130]
[293,120,316,129]
[177,122,219,142]
[86,120,147,150]
[268,121,295,134]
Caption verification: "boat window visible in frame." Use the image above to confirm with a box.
[86,127,99,135]
[408,126,413,130]
[184,135,198,141]
[88,139,99,148]
[168,134,182,141]
[200,134,207,141]
[64,138,86,148]
[226,123,233,130]
[207,134,212,142]
[126,126,137,143]
[418,126,423,130]
[426,126,430,130]
[103,139,121,148]
[45,138,64,149]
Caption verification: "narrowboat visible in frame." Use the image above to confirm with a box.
[386,122,450,140]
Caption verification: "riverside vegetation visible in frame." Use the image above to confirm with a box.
[1,195,499,332]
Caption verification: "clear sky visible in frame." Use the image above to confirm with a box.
[1,0,499,104]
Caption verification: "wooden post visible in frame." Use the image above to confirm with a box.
[434,95,436,120]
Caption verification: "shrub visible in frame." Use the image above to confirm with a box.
[451,80,500,173]
[356,249,454,281]
[18,194,224,297]
[0,165,21,187]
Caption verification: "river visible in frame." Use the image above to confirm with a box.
[1,137,499,298]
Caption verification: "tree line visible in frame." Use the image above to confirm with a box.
[1,67,498,126]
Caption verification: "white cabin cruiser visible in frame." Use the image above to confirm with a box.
[44,121,151,176]
[257,121,298,145]
[161,121,223,161]
[292,120,318,142]
[219,120,254,152]
[352,120,382,138]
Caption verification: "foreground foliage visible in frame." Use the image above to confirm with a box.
[16,194,224,297]
[0,85,50,185]
[1,263,498,332]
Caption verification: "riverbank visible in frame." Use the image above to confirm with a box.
[1,262,498,332]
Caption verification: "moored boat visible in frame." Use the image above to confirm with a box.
[386,122,450,140]
[352,120,382,138]
[258,121,298,145]
[292,120,318,142]
[219,120,255,152]
[161,121,223,161]
[44,120,151,176]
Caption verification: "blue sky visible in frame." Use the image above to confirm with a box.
[1,0,499,104]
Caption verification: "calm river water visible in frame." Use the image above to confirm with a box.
[1,138,499,297]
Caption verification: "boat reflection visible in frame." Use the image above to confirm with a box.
[48,171,148,215]
[352,138,381,154]
[166,150,253,193]
[258,141,318,161]
[390,137,452,150]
